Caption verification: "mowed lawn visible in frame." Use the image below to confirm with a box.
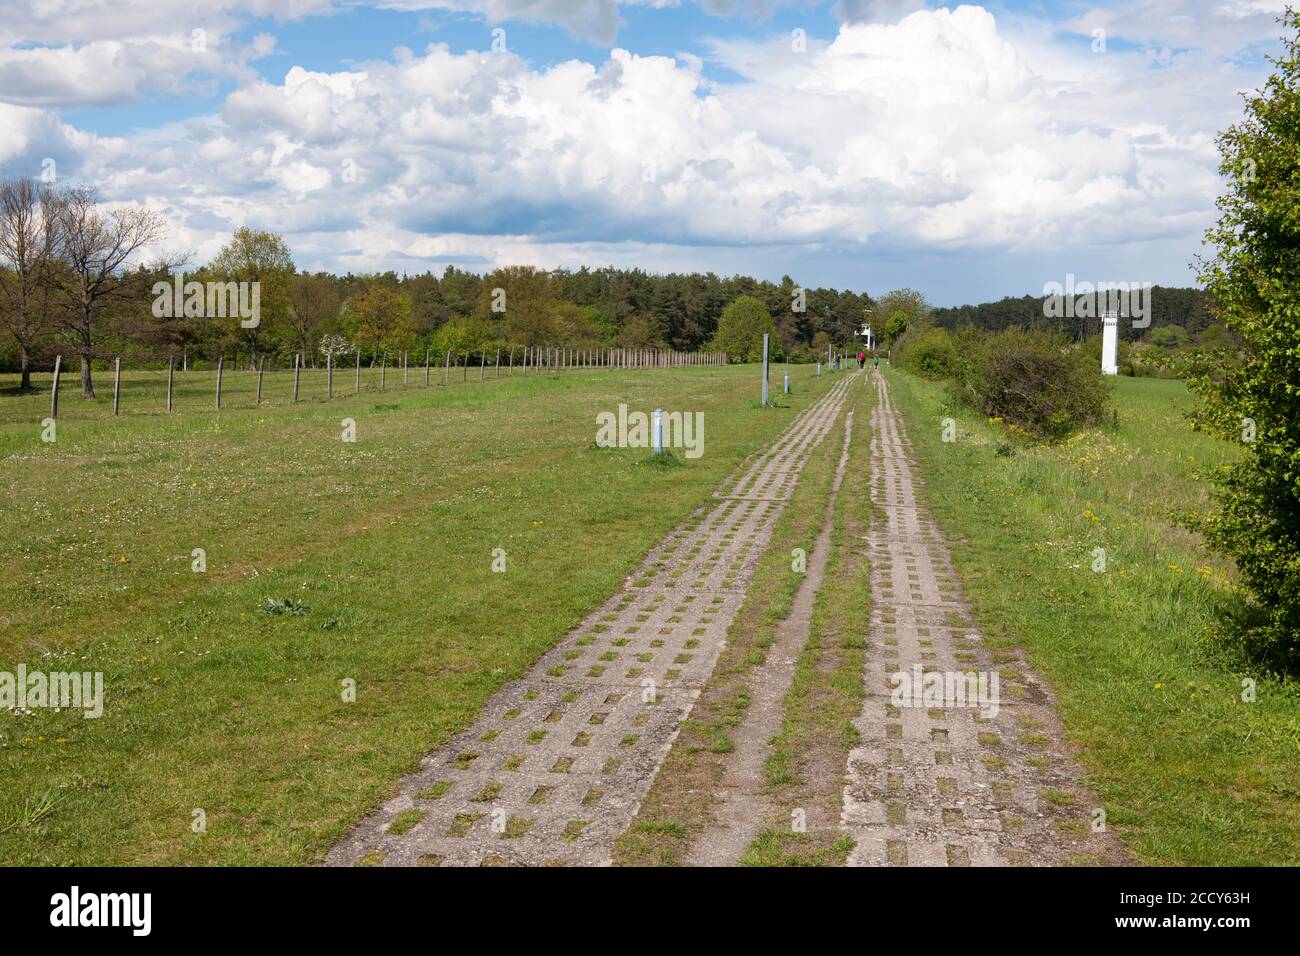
[0,362,830,865]
[886,367,1300,866]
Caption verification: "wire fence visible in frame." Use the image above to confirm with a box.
[17,346,730,421]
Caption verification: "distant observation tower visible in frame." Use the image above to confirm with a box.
[1101,312,1119,375]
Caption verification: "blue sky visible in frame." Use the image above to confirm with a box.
[62,4,853,135]
[0,0,1287,305]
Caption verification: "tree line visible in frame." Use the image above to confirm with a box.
[0,175,881,398]
[0,170,1227,402]
[930,287,1219,342]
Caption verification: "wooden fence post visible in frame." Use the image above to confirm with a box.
[480,349,486,381]
[112,357,121,415]
[166,355,174,412]
[50,354,61,419]
[257,356,265,404]
[425,348,430,386]
[215,355,224,409]
[444,350,450,385]
[293,353,301,402]
[380,352,386,391]
[355,349,361,394]
[327,351,333,399]
[495,348,500,378]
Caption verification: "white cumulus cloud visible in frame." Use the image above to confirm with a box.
[0,4,1271,290]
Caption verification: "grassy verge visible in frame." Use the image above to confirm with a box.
[885,367,1300,866]
[738,382,875,866]
[0,364,834,865]
[612,377,855,866]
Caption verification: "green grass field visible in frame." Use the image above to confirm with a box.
[0,362,832,864]
[885,367,1300,865]
[4,359,1295,867]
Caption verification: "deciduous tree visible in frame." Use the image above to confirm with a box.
[0,177,61,390]
[1191,10,1300,668]
[711,295,777,363]
[54,187,175,397]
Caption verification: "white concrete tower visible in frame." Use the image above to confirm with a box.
[1101,312,1119,375]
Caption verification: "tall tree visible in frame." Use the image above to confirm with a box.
[55,187,172,397]
[0,177,62,390]
[1191,10,1300,669]
[208,227,294,364]
[616,313,663,349]
[875,288,931,345]
[288,272,341,365]
[711,295,778,362]
[475,266,554,345]
[346,285,417,354]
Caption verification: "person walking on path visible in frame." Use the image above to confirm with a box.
[858,351,865,369]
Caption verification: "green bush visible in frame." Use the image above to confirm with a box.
[897,326,959,380]
[953,330,1109,441]
[1148,324,1190,349]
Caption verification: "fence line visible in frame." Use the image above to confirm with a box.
[33,346,731,419]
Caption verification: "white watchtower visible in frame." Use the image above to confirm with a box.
[1101,312,1119,376]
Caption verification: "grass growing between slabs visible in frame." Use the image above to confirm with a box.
[0,363,833,865]
[884,366,1300,866]
[613,377,857,866]
[739,386,875,867]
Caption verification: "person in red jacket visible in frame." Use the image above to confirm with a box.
[857,350,865,369]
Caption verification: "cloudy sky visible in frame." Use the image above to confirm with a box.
[0,0,1285,304]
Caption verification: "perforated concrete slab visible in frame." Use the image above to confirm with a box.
[840,372,1124,867]
[327,374,855,867]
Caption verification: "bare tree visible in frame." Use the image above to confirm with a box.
[0,177,62,390]
[54,187,172,397]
